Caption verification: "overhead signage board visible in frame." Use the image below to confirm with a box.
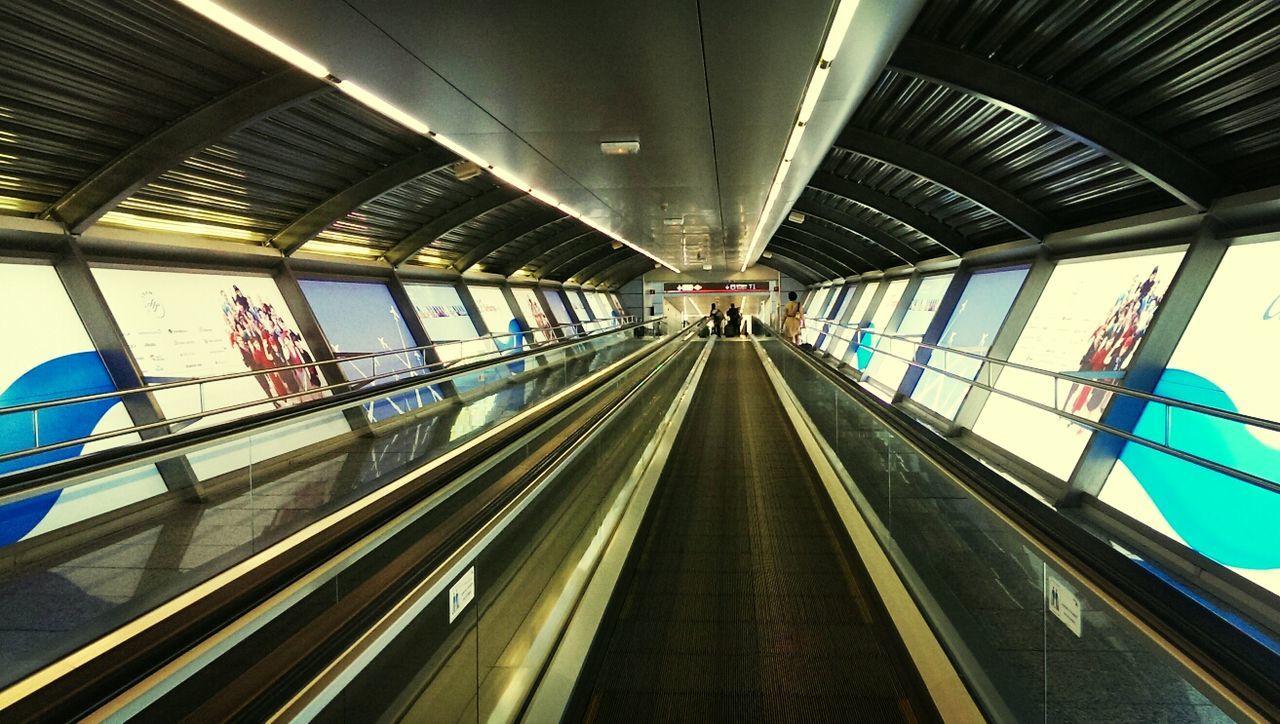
[662,282,772,294]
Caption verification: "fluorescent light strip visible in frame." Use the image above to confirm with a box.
[179,1,681,273]
[741,0,862,272]
[337,81,430,135]
[176,0,329,78]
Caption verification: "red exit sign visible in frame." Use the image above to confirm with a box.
[662,282,771,293]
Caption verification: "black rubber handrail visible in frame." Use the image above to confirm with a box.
[775,338,1280,718]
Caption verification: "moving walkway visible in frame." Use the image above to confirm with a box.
[0,324,1275,722]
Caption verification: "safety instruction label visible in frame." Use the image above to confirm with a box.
[1047,574,1083,637]
[449,567,476,623]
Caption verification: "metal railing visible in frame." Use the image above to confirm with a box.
[791,317,1280,494]
[0,317,643,470]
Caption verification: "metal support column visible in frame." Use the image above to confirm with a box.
[951,254,1055,432]
[1062,222,1228,504]
[53,238,201,497]
[897,268,972,400]
[274,263,372,433]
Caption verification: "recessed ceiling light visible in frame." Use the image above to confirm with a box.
[702,263,713,271]
[662,217,682,226]
[788,211,805,224]
[601,140,640,155]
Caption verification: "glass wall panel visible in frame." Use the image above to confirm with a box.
[467,285,528,352]
[910,266,1029,419]
[510,287,553,342]
[852,278,909,370]
[299,280,424,385]
[403,282,488,363]
[0,263,166,545]
[94,268,330,419]
[972,249,1185,480]
[862,273,954,391]
[1098,240,1280,596]
[818,285,856,353]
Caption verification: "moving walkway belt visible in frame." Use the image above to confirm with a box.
[566,343,939,722]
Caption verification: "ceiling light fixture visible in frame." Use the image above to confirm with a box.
[740,0,861,272]
[180,1,681,272]
[175,0,330,78]
[600,140,640,155]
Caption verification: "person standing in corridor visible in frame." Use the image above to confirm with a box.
[782,291,803,344]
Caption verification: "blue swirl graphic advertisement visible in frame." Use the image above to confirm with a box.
[0,352,122,544]
[1116,369,1280,570]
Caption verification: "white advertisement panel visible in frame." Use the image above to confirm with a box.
[910,267,1029,419]
[511,287,553,342]
[972,249,1185,480]
[0,264,165,545]
[404,282,488,363]
[1099,240,1280,594]
[93,267,348,479]
[862,274,954,391]
[468,285,528,352]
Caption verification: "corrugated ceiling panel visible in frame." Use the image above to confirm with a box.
[911,0,1280,191]
[480,216,580,273]
[112,93,426,243]
[314,171,496,251]
[0,0,272,216]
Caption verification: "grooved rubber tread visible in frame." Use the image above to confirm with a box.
[573,342,940,722]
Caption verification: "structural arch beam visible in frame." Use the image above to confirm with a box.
[495,224,594,277]
[768,233,852,279]
[888,37,1219,211]
[452,208,562,273]
[569,247,626,284]
[45,69,333,234]
[834,127,1052,241]
[536,232,608,279]
[808,172,970,257]
[777,221,881,272]
[789,197,919,265]
[276,147,457,255]
[598,254,654,288]
[585,251,643,286]
[383,186,527,267]
[761,251,824,285]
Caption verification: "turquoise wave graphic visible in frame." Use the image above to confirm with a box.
[0,352,120,545]
[1119,369,1280,570]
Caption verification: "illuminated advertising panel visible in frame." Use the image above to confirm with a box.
[299,280,423,384]
[511,287,553,342]
[852,278,909,370]
[468,285,528,352]
[567,290,600,332]
[586,292,616,327]
[819,285,856,353]
[862,274,954,391]
[1099,241,1280,594]
[0,264,165,545]
[972,249,1185,480]
[910,267,1029,419]
[403,282,487,363]
[94,268,328,419]
[543,289,574,327]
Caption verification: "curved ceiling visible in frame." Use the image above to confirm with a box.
[1,1,1277,291]
[765,0,1280,281]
